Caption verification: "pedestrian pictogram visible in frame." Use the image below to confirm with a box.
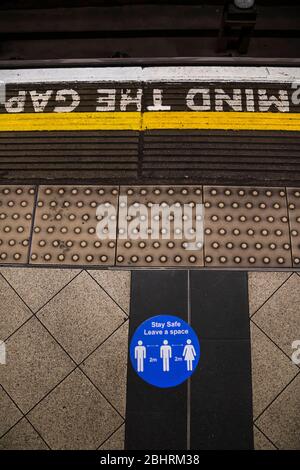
[130,315,200,388]
[134,340,146,372]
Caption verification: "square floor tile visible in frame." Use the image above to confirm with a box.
[88,270,131,314]
[256,374,300,449]
[248,272,291,316]
[0,418,48,450]
[191,339,253,450]
[37,271,125,363]
[0,267,80,313]
[116,186,204,267]
[252,274,300,357]
[287,188,300,266]
[0,386,22,437]
[251,323,298,418]
[28,369,123,450]
[0,273,32,340]
[30,185,118,266]
[0,317,74,413]
[99,424,125,450]
[203,186,291,268]
[0,185,36,264]
[191,270,249,339]
[81,321,128,416]
[254,426,276,450]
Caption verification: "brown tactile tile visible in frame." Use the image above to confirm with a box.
[250,323,298,418]
[30,185,118,266]
[0,317,74,413]
[203,186,291,268]
[0,185,36,264]
[0,418,49,450]
[248,271,291,316]
[252,273,300,358]
[28,369,123,450]
[0,267,80,313]
[0,386,22,437]
[0,273,32,340]
[254,426,276,450]
[37,271,125,363]
[81,321,128,416]
[99,424,125,450]
[116,186,204,267]
[256,374,300,450]
[87,270,131,314]
[287,188,300,267]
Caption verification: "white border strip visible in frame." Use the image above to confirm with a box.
[0,66,300,84]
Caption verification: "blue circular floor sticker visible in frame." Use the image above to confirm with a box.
[130,315,200,388]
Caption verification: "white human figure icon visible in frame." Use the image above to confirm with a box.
[183,339,196,371]
[135,340,146,372]
[160,339,172,372]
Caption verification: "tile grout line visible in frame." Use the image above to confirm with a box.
[23,415,52,450]
[0,269,84,342]
[1,332,127,446]
[79,367,126,421]
[2,272,128,439]
[27,184,39,265]
[1,268,83,317]
[3,314,34,344]
[96,421,125,450]
[78,317,129,368]
[201,186,206,267]
[0,384,26,440]
[0,271,36,314]
[31,314,126,421]
[285,187,294,269]
[1,272,86,346]
[0,383,50,449]
[254,369,300,424]
[186,270,191,451]
[253,423,279,450]
[33,269,83,315]
[250,272,294,318]
[250,316,300,369]
[114,185,121,267]
[0,415,24,443]
[0,272,35,342]
[21,365,77,421]
[85,269,129,317]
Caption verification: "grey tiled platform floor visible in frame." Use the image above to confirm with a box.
[0,268,299,449]
[0,267,130,450]
[249,272,300,450]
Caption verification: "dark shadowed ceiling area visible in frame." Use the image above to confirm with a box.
[0,1,299,62]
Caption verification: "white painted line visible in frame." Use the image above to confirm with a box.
[1,66,300,84]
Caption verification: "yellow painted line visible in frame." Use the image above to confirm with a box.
[1,111,300,132]
[142,111,300,131]
[0,112,141,131]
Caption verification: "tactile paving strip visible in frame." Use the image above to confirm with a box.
[287,188,300,267]
[116,186,204,267]
[203,186,292,268]
[30,186,118,265]
[0,185,36,264]
[1,184,300,269]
